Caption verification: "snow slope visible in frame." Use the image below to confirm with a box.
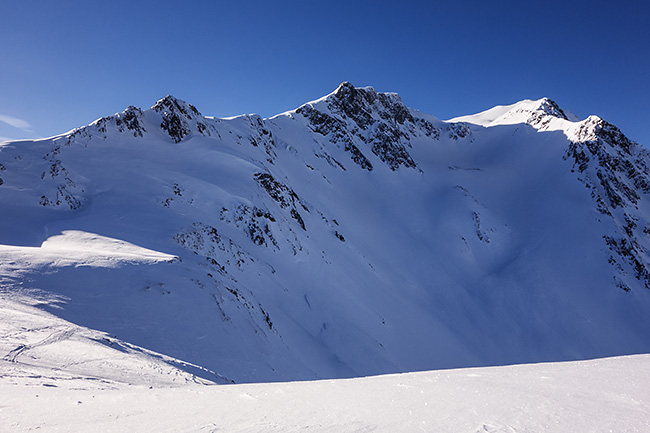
[1,82,650,384]
[2,354,648,432]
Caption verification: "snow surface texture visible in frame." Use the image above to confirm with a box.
[1,82,650,386]
[2,354,649,432]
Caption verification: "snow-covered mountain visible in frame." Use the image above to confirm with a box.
[2,82,650,384]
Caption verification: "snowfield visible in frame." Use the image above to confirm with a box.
[1,353,648,432]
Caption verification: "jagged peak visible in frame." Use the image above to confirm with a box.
[535,97,569,120]
[87,104,143,127]
[55,95,214,146]
[148,95,213,143]
[331,82,378,106]
[56,103,149,146]
[152,95,203,118]
[334,81,356,94]
[301,82,413,127]
[567,114,638,152]
[327,82,401,105]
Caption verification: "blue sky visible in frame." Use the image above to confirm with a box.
[1,0,648,145]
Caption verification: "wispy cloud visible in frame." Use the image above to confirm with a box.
[0,114,32,131]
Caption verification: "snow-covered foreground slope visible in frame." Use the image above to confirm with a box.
[1,82,650,384]
[1,354,648,432]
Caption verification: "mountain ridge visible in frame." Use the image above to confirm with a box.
[1,83,649,384]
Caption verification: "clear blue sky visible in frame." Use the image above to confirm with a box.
[1,0,648,145]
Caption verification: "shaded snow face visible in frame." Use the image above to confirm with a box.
[1,83,650,384]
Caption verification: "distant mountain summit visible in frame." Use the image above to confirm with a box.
[1,83,649,384]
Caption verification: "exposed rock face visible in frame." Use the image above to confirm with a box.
[295,82,427,171]
[254,172,308,230]
[152,95,212,143]
[564,116,650,291]
[242,114,277,163]
[296,104,374,171]
[115,106,147,137]
[526,98,570,128]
